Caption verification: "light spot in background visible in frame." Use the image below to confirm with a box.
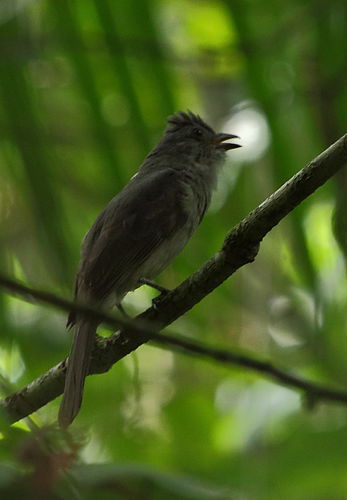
[81,432,112,463]
[268,293,311,348]
[121,346,175,434]
[268,326,304,348]
[7,295,42,328]
[157,1,235,57]
[214,379,300,451]
[12,421,31,432]
[123,286,153,311]
[0,343,25,384]
[221,102,271,163]
[304,201,347,303]
[210,103,270,213]
[0,0,35,24]
[209,161,241,213]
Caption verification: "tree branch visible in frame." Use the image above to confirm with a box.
[1,134,346,423]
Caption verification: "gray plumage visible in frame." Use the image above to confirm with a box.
[58,111,240,427]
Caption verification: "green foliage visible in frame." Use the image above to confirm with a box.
[0,0,346,498]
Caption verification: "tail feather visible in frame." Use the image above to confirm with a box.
[58,319,97,428]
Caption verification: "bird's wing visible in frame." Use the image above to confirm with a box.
[77,168,188,302]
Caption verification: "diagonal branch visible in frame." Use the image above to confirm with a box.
[1,134,347,423]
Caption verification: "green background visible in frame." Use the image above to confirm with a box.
[0,0,346,498]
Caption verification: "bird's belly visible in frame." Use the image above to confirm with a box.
[118,219,197,299]
[140,227,191,279]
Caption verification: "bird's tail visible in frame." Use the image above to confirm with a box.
[58,318,97,428]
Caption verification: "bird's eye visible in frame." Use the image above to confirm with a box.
[192,128,203,138]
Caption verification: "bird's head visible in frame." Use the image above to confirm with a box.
[162,111,241,164]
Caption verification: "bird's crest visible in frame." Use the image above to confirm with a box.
[167,111,214,134]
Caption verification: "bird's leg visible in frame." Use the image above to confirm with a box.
[138,278,170,295]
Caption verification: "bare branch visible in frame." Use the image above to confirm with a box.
[1,134,346,423]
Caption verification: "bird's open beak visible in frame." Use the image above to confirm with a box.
[213,133,241,150]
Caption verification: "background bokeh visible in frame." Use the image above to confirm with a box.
[0,0,346,498]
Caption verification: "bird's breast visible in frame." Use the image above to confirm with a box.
[125,184,208,292]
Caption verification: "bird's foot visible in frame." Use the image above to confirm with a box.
[151,293,167,311]
[138,278,171,311]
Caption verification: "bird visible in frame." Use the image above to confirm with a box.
[58,111,240,427]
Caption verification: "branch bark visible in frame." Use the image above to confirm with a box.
[1,134,347,423]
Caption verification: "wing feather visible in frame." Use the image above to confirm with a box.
[77,169,187,302]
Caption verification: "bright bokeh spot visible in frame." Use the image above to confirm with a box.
[222,104,271,163]
[304,201,346,302]
[0,343,25,384]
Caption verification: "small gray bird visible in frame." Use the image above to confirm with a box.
[58,111,240,427]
